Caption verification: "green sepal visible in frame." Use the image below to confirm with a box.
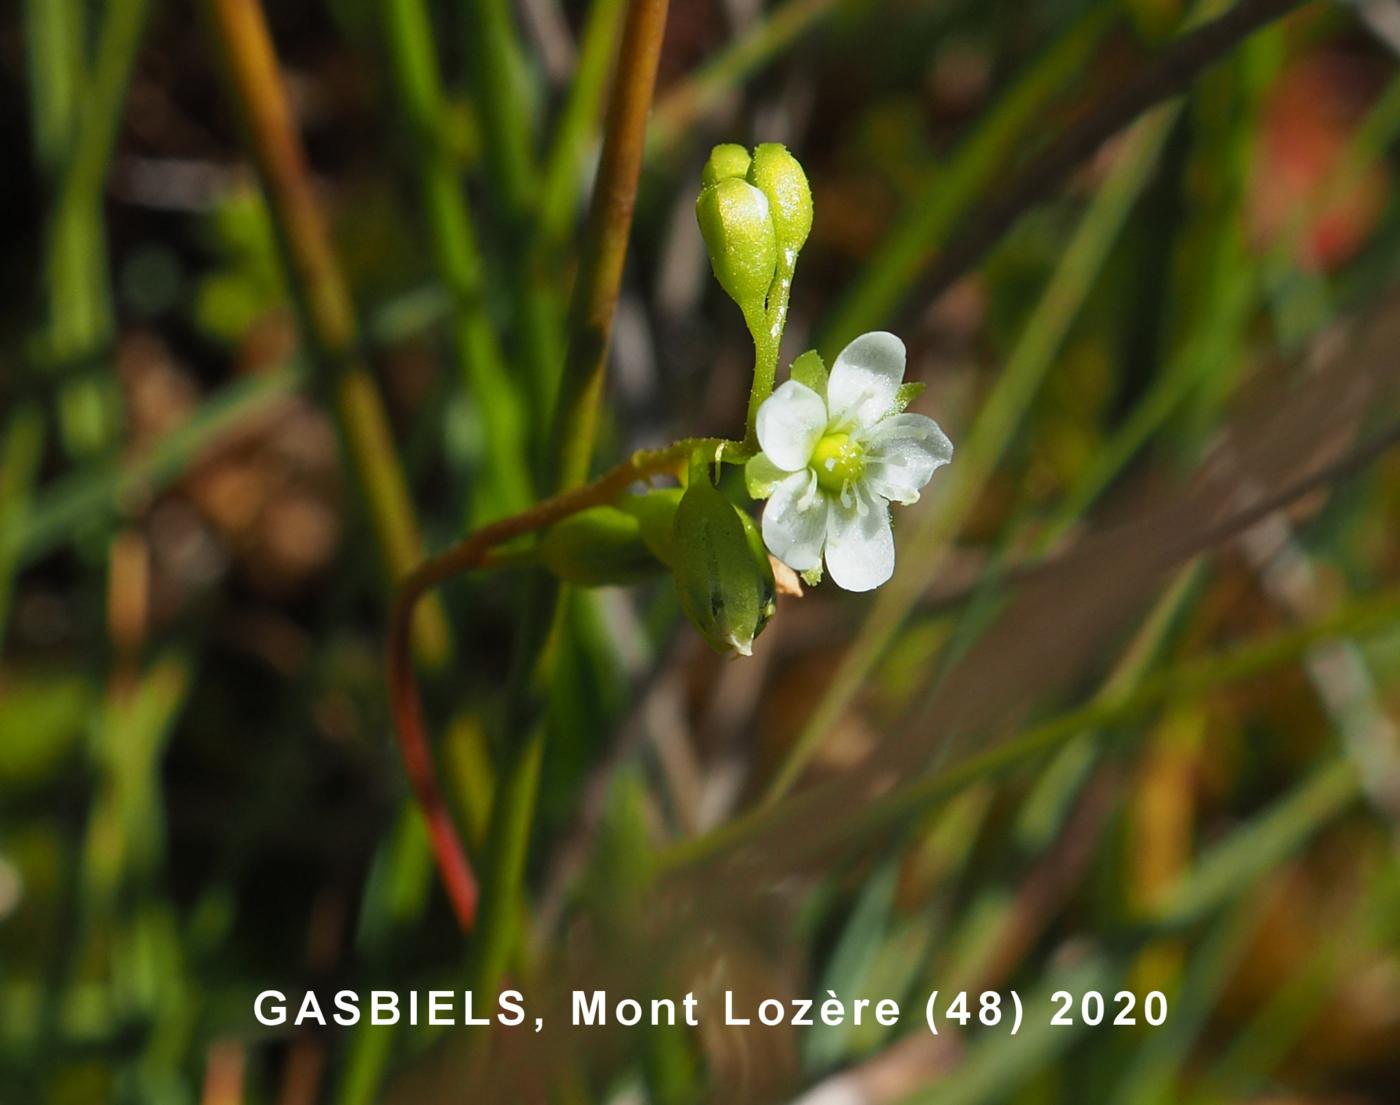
[538,505,667,586]
[670,476,776,657]
[894,381,925,412]
[789,349,828,396]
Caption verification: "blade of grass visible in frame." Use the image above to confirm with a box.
[22,0,83,178]
[912,0,1312,309]
[464,0,537,220]
[1193,909,1357,1101]
[31,0,150,456]
[1109,903,1261,1105]
[664,577,1400,873]
[548,0,671,490]
[200,0,452,666]
[0,405,46,645]
[1151,758,1360,929]
[4,284,450,569]
[537,0,628,247]
[647,0,848,157]
[462,0,564,419]
[818,1,1116,354]
[3,366,302,569]
[899,955,1115,1105]
[468,0,672,1004]
[379,0,532,519]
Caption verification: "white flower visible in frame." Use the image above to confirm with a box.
[746,332,953,592]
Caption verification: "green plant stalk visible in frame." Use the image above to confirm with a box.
[892,747,1362,1105]
[32,0,149,456]
[818,1,1115,355]
[6,367,300,569]
[464,0,536,219]
[1196,915,1355,1099]
[201,0,451,666]
[378,0,532,518]
[934,565,1202,997]
[5,278,472,571]
[648,0,846,157]
[462,0,564,413]
[1108,901,1260,1105]
[537,0,628,246]
[1052,39,1274,532]
[22,0,83,176]
[663,581,1400,874]
[0,405,46,645]
[527,0,631,419]
[763,106,1178,806]
[463,0,672,998]
[548,0,672,490]
[1153,757,1360,928]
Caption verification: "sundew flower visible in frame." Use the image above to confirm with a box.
[746,332,953,592]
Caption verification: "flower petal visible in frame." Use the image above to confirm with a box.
[827,331,906,430]
[761,470,827,572]
[862,413,953,505]
[756,380,827,471]
[825,484,894,592]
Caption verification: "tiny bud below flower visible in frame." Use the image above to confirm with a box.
[747,143,812,259]
[702,143,752,187]
[538,506,666,586]
[670,476,776,657]
[695,177,778,317]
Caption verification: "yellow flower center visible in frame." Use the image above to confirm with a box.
[811,432,864,494]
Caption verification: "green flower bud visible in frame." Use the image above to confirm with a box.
[702,143,752,187]
[696,177,778,315]
[670,476,776,657]
[746,143,812,258]
[538,505,667,587]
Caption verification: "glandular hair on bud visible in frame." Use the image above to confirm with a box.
[695,177,778,316]
[703,143,753,188]
[747,143,812,258]
[670,477,776,657]
[538,506,667,587]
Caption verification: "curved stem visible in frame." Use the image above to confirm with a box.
[385,437,729,931]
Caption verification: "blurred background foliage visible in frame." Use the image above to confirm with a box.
[3,0,1400,1102]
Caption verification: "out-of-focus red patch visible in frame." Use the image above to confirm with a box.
[1248,50,1390,273]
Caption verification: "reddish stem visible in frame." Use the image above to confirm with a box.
[385,439,719,932]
